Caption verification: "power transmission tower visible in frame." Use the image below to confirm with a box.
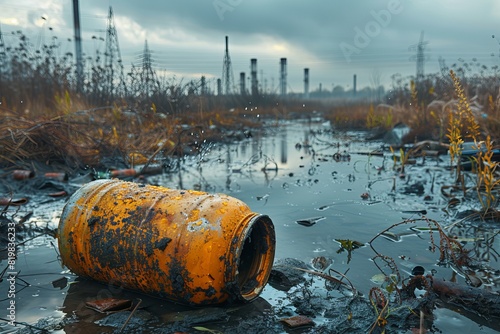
[221,36,235,95]
[409,31,429,82]
[438,56,449,78]
[138,40,159,97]
[104,6,126,97]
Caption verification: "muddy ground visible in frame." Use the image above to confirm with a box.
[1,119,499,333]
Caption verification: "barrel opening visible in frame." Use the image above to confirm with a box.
[237,215,275,299]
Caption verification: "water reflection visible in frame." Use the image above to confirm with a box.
[157,121,499,299]
[61,277,275,333]
[280,129,287,164]
[448,223,500,287]
[159,121,399,273]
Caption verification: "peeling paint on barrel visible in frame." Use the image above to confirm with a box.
[58,179,275,305]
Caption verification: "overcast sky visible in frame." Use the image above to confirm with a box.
[1,0,499,93]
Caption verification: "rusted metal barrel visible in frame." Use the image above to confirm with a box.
[58,179,275,305]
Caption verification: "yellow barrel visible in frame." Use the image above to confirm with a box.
[58,179,275,305]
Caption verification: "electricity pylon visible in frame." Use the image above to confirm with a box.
[221,36,235,95]
[104,6,127,97]
[409,31,429,82]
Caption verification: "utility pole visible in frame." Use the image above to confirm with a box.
[221,36,235,95]
[409,31,429,82]
[104,6,126,98]
[72,0,83,93]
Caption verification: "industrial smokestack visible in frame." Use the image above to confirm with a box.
[304,68,309,99]
[251,58,258,96]
[280,58,287,96]
[225,35,228,53]
[217,78,222,96]
[240,72,246,95]
[72,0,83,93]
[353,74,357,97]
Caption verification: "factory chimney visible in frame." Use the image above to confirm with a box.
[72,0,83,92]
[353,74,357,97]
[240,72,246,95]
[217,78,222,96]
[304,68,309,99]
[280,58,287,96]
[251,58,258,96]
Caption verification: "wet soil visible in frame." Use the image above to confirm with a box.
[1,118,499,333]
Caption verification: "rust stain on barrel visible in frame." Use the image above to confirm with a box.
[58,179,275,305]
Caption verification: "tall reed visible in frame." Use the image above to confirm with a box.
[449,70,499,212]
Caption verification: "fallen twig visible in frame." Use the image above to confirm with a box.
[119,298,142,333]
[293,267,357,296]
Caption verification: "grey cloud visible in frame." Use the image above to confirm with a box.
[2,0,499,90]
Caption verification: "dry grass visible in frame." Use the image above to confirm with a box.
[0,95,307,170]
[323,74,500,147]
[0,104,174,169]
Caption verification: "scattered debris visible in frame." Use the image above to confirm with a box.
[51,277,68,290]
[427,275,500,319]
[95,309,156,329]
[280,315,315,328]
[268,258,309,291]
[48,190,67,197]
[85,298,133,314]
[335,239,365,263]
[0,197,28,206]
[44,172,68,181]
[311,256,333,271]
[110,168,137,178]
[163,308,229,325]
[12,170,34,180]
[296,216,325,227]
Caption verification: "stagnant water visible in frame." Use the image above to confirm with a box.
[1,118,499,333]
